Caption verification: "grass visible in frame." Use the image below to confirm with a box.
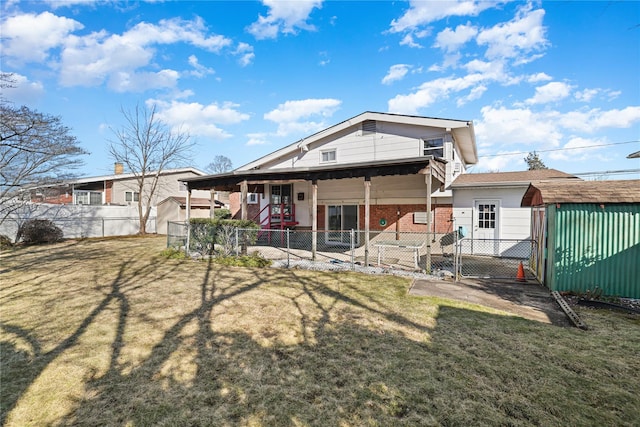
[1,236,639,426]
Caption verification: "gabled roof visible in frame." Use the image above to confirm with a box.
[68,167,206,185]
[521,179,640,206]
[237,111,477,171]
[452,169,578,188]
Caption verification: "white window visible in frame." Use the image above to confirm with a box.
[321,149,336,163]
[74,191,103,205]
[423,138,444,157]
[248,193,259,204]
[125,191,140,203]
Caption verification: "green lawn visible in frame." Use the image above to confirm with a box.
[1,236,639,426]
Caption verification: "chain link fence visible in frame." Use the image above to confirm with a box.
[168,221,536,280]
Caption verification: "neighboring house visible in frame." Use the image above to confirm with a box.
[29,165,210,207]
[451,169,579,243]
[181,112,478,259]
[521,179,640,299]
[157,197,225,235]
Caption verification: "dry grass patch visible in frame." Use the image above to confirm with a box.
[1,236,639,426]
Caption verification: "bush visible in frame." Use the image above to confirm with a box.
[212,252,272,268]
[213,208,232,220]
[0,234,13,249]
[160,247,187,260]
[17,219,63,244]
[189,218,259,255]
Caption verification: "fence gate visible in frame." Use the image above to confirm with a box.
[457,238,536,280]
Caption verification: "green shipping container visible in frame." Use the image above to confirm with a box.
[546,203,640,299]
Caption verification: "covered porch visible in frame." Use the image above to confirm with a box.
[180,156,446,270]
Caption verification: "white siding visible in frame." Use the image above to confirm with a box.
[112,172,209,206]
[262,122,452,170]
[453,186,531,240]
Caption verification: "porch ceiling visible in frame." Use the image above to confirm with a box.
[181,156,446,192]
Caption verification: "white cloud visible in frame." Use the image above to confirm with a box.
[246,133,269,146]
[456,85,487,106]
[527,72,552,83]
[264,98,341,136]
[1,73,45,104]
[476,5,548,61]
[559,106,640,132]
[149,99,250,139]
[390,0,496,33]
[247,0,323,40]
[1,11,83,64]
[474,152,524,172]
[525,81,573,105]
[58,17,233,90]
[388,73,487,114]
[548,136,608,162]
[475,105,563,147]
[235,42,255,67]
[434,23,477,52]
[187,55,215,78]
[382,64,410,85]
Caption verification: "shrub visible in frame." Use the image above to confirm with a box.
[0,234,13,249]
[213,208,231,220]
[160,247,187,260]
[212,252,272,268]
[189,218,259,255]
[17,219,63,244]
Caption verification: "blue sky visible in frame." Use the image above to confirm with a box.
[2,0,639,179]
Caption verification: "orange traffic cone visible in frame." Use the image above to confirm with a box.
[516,261,526,282]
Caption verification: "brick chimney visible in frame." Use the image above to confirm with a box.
[114,162,124,174]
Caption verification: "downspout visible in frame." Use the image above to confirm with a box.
[312,180,317,261]
[364,176,371,267]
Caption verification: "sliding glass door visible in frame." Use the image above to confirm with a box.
[327,205,358,244]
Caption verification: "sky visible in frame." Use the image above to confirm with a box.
[2,0,639,180]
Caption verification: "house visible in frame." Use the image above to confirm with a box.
[521,179,640,299]
[181,111,478,263]
[451,169,579,242]
[157,196,225,234]
[29,165,210,207]
[25,165,214,236]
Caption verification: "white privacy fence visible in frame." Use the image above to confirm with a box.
[0,203,156,241]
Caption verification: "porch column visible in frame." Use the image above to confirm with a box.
[209,188,216,218]
[185,187,192,255]
[364,177,371,267]
[311,180,318,261]
[425,165,432,274]
[240,180,248,220]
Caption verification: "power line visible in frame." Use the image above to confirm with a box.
[477,140,640,158]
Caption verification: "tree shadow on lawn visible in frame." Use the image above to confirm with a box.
[3,253,639,426]
[59,299,640,426]
[0,247,181,425]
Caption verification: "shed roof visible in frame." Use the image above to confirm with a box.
[521,179,640,206]
[158,197,223,208]
[452,169,577,188]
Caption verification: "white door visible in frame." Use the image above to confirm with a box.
[473,200,499,254]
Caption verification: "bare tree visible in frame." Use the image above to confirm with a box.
[206,155,233,174]
[109,103,192,234]
[0,103,87,225]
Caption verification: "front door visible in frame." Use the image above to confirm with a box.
[327,205,358,244]
[473,200,499,254]
[270,184,293,222]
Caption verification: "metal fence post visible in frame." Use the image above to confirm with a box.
[350,229,355,270]
[235,227,239,256]
[286,228,290,268]
[454,229,459,282]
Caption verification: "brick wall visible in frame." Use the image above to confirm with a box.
[229,193,260,221]
[361,204,453,233]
